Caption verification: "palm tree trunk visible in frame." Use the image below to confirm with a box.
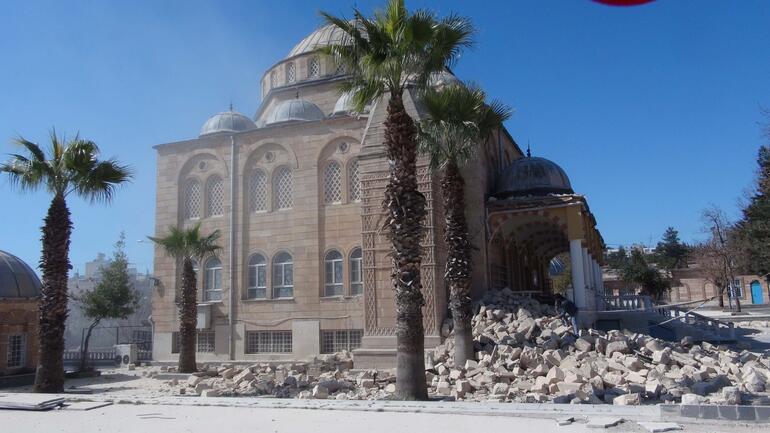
[34,193,72,393]
[441,160,474,367]
[79,319,101,372]
[178,258,198,373]
[383,93,428,400]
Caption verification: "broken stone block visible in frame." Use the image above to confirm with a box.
[233,369,255,385]
[680,393,702,405]
[605,340,630,357]
[201,389,220,397]
[613,393,641,405]
[575,337,593,352]
[187,375,203,387]
[721,386,741,405]
[312,384,329,399]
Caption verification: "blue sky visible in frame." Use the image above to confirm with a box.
[1,0,769,274]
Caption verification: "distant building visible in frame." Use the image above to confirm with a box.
[0,250,40,377]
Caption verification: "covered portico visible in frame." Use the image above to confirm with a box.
[485,155,606,326]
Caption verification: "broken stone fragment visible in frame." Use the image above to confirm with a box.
[613,393,641,405]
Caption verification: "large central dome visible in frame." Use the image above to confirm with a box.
[287,24,348,58]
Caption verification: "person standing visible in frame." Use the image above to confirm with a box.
[555,294,579,335]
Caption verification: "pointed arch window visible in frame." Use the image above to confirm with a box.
[247,254,267,299]
[274,167,293,210]
[349,248,363,295]
[204,257,222,301]
[323,161,342,204]
[308,57,320,78]
[183,179,201,220]
[249,169,268,212]
[349,159,361,202]
[324,250,343,296]
[286,62,296,83]
[272,252,293,298]
[206,176,224,217]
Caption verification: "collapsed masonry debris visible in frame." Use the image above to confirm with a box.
[151,288,769,404]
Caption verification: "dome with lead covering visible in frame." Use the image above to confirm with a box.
[0,250,41,298]
[287,24,349,58]
[332,91,371,115]
[200,110,257,137]
[264,99,325,125]
[495,155,573,198]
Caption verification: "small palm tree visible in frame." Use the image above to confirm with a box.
[149,224,221,373]
[322,0,474,400]
[1,130,132,393]
[417,83,511,367]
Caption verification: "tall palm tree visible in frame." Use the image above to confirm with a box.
[1,130,132,393]
[148,224,221,373]
[321,0,474,400]
[416,84,511,367]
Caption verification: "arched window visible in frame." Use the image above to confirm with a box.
[286,62,296,83]
[272,252,293,298]
[269,71,277,89]
[247,254,267,299]
[308,57,320,78]
[349,159,361,202]
[206,176,224,217]
[324,250,343,296]
[204,257,222,301]
[249,169,267,212]
[349,248,363,295]
[274,167,293,210]
[183,179,201,220]
[323,161,342,204]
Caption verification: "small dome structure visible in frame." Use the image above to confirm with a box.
[495,155,573,198]
[264,99,325,125]
[200,110,256,137]
[428,70,461,88]
[0,250,41,298]
[332,91,370,115]
[288,24,349,58]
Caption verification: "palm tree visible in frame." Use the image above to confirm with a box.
[148,224,221,373]
[321,0,474,400]
[416,83,510,367]
[1,130,132,393]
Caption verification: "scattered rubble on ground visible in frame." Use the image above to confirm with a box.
[148,288,770,404]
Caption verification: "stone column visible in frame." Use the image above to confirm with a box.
[570,240,586,308]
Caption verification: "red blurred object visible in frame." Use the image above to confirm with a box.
[593,0,655,6]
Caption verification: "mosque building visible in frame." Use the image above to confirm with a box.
[151,25,605,366]
[0,250,40,379]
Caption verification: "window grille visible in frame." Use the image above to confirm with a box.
[270,71,277,89]
[272,252,293,298]
[247,254,267,299]
[184,180,201,220]
[274,167,293,209]
[249,170,268,212]
[324,250,343,296]
[197,331,215,353]
[323,161,343,204]
[320,330,362,353]
[286,62,295,83]
[349,159,361,202]
[349,248,363,295]
[245,331,292,353]
[308,57,320,78]
[204,257,222,301]
[206,176,224,217]
[334,62,346,75]
[6,334,25,368]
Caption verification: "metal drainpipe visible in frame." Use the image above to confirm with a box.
[229,135,237,360]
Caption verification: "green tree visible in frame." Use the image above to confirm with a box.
[1,131,132,393]
[736,145,770,276]
[148,224,221,373]
[605,246,629,271]
[654,227,689,271]
[621,249,670,301]
[416,83,510,367]
[321,0,474,400]
[74,233,140,372]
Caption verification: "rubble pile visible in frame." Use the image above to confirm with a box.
[427,288,770,405]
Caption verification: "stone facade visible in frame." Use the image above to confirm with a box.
[151,25,522,365]
[0,298,39,376]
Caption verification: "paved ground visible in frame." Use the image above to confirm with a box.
[2,402,769,433]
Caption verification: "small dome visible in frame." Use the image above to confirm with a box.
[264,99,325,125]
[428,70,461,88]
[495,156,573,198]
[0,250,41,298]
[288,24,349,58]
[200,110,256,137]
[332,91,370,115]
